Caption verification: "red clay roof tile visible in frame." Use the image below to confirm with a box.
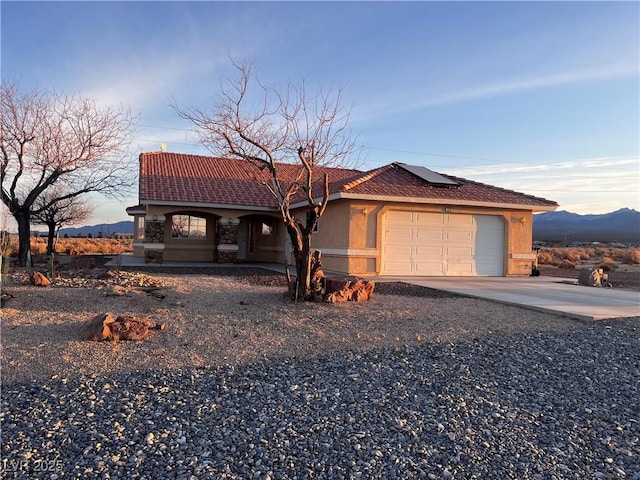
[138,152,557,209]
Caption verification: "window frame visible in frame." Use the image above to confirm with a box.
[171,214,207,240]
[261,217,277,236]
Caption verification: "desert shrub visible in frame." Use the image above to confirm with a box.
[557,259,575,269]
[576,249,591,260]
[106,239,128,254]
[95,239,126,254]
[537,252,554,265]
[611,248,640,265]
[621,249,640,265]
[30,238,47,255]
[10,237,134,256]
[609,248,623,262]
[563,251,582,262]
[599,256,618,271]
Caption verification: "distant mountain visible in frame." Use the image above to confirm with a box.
[533,208,640,244]
[59,221,133,237]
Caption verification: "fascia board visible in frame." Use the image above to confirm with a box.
[141,200,279,212]
[288,192,557,212]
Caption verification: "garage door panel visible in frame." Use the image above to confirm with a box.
[446,263,475,275]
[384,226,413,241]
[415,245,444,256]
[446,246,473,257]
[382,260,414,275]
[478,250,504,261]
[446,214,474,226]
[476,260,503,275]
[384,246,413,257]
[415,212,445,225]
[415,262,446,275]
[382,211,504,276]
[446,230,474,242]
[385,211,414,225]
[416,228,444,241]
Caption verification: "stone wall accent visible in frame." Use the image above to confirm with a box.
[144,249,164,263]
[217,251,236,264]
[217,218,239,244]
[144,218,166,264]
[144,220,165,244]
[217,218,240,264]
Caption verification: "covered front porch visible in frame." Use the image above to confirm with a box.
[129,209,287,265]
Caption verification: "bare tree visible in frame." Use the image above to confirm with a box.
[31,188,93,255]
[1,82,135,266]
[174,61,359,301]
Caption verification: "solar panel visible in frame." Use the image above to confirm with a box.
[395,163,460,187]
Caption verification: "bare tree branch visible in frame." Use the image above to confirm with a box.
[31,186,93,254]
[173,60,360,300]
[1,82,136,265]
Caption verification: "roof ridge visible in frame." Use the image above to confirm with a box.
[341,164,394,192]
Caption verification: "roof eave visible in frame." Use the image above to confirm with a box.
[140,199,279,212]
[126,206,147,216]
[303,192,558,212]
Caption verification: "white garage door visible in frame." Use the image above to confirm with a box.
[381,211,504,276]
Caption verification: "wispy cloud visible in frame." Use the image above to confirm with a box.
[420,65,638,109]
[357,64,639,122]
[81,49,227,112]
[447,157,639,177]
[448,156,640,214]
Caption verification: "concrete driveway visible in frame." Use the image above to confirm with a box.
[398,275,640,321]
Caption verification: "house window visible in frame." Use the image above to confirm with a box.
[171,214,206,239]
[135,217,144,241]
[261,218,277,236]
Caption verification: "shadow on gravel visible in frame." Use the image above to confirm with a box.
[2,323,639,479]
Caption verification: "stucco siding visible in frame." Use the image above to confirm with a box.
[133,199,536,276]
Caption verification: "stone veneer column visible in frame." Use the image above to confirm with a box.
[217,217,240,263]
[144,215,166,263]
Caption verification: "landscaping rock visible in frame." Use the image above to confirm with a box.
[88,312,116,341]
[29,271,51,287]
[87,313,165,342]
[325,279,375,303]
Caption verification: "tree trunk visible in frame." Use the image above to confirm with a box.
[293,236,312,301]
[45,222,56,255]
[14,208,31,267]
[286,227,313,301]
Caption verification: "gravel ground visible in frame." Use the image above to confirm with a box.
[1,268,639,479]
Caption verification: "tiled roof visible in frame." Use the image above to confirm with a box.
[138,152,557,209]
[140,152,360,207]
[340,163,558,207]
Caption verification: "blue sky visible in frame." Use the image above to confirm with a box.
[2,1,639,226]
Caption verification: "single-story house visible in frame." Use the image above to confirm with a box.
[127,151,558,276]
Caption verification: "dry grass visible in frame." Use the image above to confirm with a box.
[5,237,133,256]
[537,246,640,270]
